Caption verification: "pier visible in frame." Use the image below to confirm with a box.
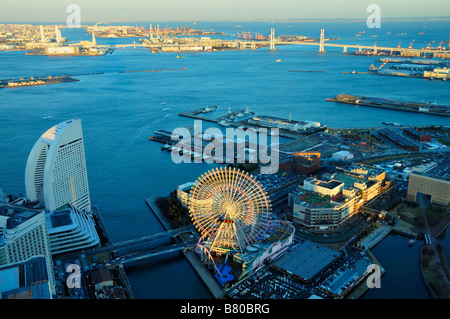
[327,94,450,117]
[0,75,79,88]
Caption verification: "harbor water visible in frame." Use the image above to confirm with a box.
[0,20,449,298]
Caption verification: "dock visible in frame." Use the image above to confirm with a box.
[0,75,79,88]
[327,94,450,117]
[145,197,173,231]
[177,108,246,124]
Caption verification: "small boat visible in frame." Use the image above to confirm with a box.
[218,120,231,127]
[408,237,417,247]
[244,107,254,115]
[176,55,184,58]
[276,59,281,62]
[161,143,171,150]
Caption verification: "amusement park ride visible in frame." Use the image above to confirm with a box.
[188,167,294,283]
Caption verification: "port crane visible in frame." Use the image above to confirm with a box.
[369,59,390,70]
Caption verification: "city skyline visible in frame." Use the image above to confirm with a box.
[0,2,449,303]
[1,0,450,23]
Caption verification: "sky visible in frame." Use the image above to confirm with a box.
[0,0,449,23]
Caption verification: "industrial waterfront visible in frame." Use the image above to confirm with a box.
[0,19,449,300]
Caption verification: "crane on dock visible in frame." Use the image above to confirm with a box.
[369,59,390,70]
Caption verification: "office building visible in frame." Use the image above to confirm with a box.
[407,172,450,207]
[289,164,387,231]
[279,152,321,176]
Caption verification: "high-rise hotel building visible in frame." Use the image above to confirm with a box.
[25,119,91,213]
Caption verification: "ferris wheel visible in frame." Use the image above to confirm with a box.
[189,167,272,253]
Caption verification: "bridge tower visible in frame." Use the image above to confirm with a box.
[269,28,275,50]
[319,29,325,53]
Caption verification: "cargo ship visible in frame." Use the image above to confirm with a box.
[0,75,79,88]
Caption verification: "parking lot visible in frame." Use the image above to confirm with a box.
[224,243,376,300]
[225,267,312,299]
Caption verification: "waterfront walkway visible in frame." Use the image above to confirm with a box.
[183,249,225,299]
[358,226,391,250]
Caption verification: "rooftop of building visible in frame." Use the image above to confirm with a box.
[403,127,430,137]
[46,206,84,234]
[0,204,43,231]
[178,182,194,192]
[291,188,348,209]
[338,163,386,178]
[271,240,342,282]
[251,115,308,126]
[410,157,450,182]
[378,128,419,147]
[91,268,113,285]
[0,256,51,299]
[314,179,344,190]
[41,118,80,142]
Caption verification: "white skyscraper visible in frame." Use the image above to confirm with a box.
[25,119,91,213]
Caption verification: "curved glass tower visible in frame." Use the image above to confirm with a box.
[25,119,91,213]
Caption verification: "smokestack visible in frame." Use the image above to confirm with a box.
[40,25,45,42]
[55,26,61,43]
[91,30,97,45]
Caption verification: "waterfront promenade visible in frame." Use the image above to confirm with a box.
[358,226,391,250]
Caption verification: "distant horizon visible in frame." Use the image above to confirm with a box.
[1,0,449,23]
[1,16,450,25]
